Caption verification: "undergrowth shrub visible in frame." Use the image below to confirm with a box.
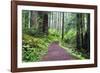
[22,34,48,62]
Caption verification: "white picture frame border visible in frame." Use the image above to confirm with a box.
[17,5,95,68]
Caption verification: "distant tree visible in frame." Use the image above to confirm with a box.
[62,12,64,39]
[43,12,48,34]
[83,14,90,53]
[76,13,81,49]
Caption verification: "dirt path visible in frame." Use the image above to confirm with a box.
[41,42,77,61]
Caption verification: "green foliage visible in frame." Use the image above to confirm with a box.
[22,10,90,61]
[60,45,85,59]
[48,29,61,42]
[22,34,48,62]
[22,27,45,37]
[62,28,76,47]
[22,28,61,62]
[22,47,41,62]
[22,10,30,28]
[60,28,87,59]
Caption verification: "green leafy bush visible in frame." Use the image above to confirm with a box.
[48,29,61,42]
[64,28,76,44]
[22,28,62,62]
[22,27,44,37]
[62,28,76,48]
[22,34,48,62]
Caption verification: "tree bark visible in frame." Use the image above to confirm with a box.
[62,12,64,40]
[43,12,48,34]
[76,14,81,49]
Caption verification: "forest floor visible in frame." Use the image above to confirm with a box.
[41,42,78,61]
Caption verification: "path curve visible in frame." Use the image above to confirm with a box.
[41,42,77,61]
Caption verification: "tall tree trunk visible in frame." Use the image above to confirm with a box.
[76,14,81,49]
[62,12,64,40]
[60,12,62,35]
[30,11,38,28]
[58,12,60,32]
[87,14,90,52]
[80,14,84,49]
[43,12,48,34]
[28,11,31,28]
[83,14,90,51]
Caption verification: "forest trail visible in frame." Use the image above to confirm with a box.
[41,42,77,61]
